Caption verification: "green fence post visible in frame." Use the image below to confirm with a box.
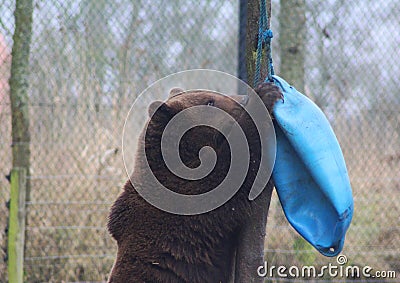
[7,167,27,283]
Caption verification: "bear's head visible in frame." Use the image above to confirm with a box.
[134,88,262,196]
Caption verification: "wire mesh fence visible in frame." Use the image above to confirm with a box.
[0,0,399,282]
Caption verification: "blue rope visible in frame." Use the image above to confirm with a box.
[254,0,274,86]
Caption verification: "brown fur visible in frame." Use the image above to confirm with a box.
[108,83,283,283]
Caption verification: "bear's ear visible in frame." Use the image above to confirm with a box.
[148,100,173,118]
[169,87,184,97]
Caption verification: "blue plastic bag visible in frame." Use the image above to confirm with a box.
[271,76,353,256]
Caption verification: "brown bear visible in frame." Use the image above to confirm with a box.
[107,82,283,283]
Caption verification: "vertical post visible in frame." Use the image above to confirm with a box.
[279,0,306,92]
[243,0,260,86]
[9,0,33,188]
[8,0,34,281]
[7,168,27,283]
[234,1,273,282]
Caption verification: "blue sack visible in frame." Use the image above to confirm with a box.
[271,76,353,257]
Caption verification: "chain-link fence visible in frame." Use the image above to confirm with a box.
[0,0,399,282]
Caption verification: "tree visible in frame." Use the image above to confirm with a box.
[8,1,33,282]
[233,1,273,282]
[279,0,306,92]
[9,0,33,182]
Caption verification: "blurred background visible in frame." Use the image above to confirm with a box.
[0,0,399,282]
